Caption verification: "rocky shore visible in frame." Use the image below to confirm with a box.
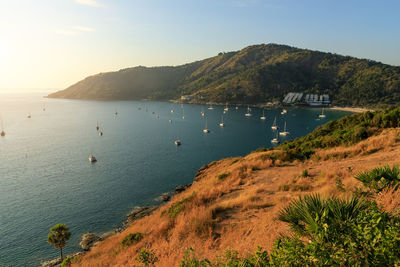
[39,182,193,266]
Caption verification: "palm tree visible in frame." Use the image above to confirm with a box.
[47,224,71,261]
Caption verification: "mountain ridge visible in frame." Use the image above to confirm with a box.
[48,43,400,107]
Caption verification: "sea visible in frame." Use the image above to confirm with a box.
[0,92,351,266]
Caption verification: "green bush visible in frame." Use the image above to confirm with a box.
[278,107,400,161]
[301,169,309,177]
[167,194,195,219]
[217,173,229,180]
[136,248,158,266]
[121,232,143,247]
[355,165,400,191]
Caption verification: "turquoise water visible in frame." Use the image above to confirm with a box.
[0,93,351,266]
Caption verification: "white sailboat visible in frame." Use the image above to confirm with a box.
[219,115,225,127]
[260,109,266,120]
[271,117,278,130]
[224,103,229,112]
[245,106,252,117]
[201,107,205,117]
[208,104,214,110]
[96,121,99,131]
[1,118,5,137]
[271,131,279,144]
[319,108,326,118]
[279,121,290,136]
[203,118,210,133]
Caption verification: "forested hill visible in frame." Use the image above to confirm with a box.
[48,44,400,106]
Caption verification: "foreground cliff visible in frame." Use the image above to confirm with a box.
[67,108,400,266]
[48,43,400,107]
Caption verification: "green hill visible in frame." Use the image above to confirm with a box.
[48,44,400,107]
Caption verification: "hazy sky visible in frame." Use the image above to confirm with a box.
[1,0,399,91]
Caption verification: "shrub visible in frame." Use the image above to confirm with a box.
[121,232,144,247]
[61,257,74,267]
[167,194,195,219]
[217,173,229,180]
[301,169,309,177]
[136,248,158,266]
[180,248,211,267]
[355,165,400,191]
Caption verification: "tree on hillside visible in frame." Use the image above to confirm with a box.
[47,224,71,261]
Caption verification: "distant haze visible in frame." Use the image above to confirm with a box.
[1,0,400,90]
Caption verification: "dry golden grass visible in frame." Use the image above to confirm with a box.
[71,128,400,267]
[376,187,400,216]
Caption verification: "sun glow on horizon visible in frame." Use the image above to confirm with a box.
[1,0,400,91]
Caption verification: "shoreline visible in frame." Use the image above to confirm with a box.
[327,106,373,113]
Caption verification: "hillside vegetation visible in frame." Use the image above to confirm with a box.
[63,107,400,266]
[48,44,400,107]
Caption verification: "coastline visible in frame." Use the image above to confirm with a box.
[328,106,373,113]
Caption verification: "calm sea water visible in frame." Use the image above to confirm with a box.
[0,93,351,266]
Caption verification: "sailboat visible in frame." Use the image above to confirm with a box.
[115,109,118,116]
[260,109,266,120]
[99,130,103,136]
[0,118,5,137]
[96,122,99,131]
[319,108,326,118]
[27,113,31,118]
[271,131,279,144]
[208,104,214,110]
[271,117,278,130]
[169,119,172,123]
[245,106,252,117]
[203,118,210,133]
[224,103,229,112]
[279,121,290,136]
[219,115,225,127]
[89,153,97,162]
[182,108,185,120]
[42,103,46,112]
[156,114,160,119]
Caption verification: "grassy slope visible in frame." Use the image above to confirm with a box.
[48,44,400,106]
[70,117,400,266]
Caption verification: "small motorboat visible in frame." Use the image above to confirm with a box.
[89,154,97,162]
[99,131,103,136]
[27,113,31,118]
[169,119,172,123]
[174,140,181,146]
[1,130,5,137]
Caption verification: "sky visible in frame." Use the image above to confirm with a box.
[0,0,400,91]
